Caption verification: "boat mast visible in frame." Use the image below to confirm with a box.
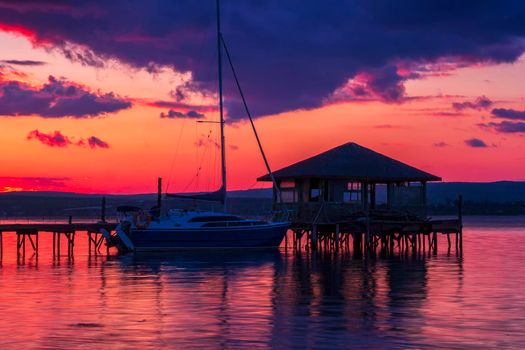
[217,0,227,211]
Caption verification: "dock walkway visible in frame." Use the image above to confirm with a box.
[0,222,117,260]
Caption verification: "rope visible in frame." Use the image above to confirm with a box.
[165,118,187,193]
[220,34,283,204]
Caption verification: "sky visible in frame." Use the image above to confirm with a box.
[0,0,524,193]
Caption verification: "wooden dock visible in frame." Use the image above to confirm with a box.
[286,217,463,256]
[0,222,117,261]
[279,194,465,256]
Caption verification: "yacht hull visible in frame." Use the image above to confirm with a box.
[129,223,289,251]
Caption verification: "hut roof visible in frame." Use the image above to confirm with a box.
[258,142,441,182]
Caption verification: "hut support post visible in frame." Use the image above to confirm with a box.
[335,224,340,251]
[311,225,318,250]
[57,232,61,257]
[458,194,463,253]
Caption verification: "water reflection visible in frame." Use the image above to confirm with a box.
[0,224,524,349]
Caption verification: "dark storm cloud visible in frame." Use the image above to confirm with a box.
[328,65,408,103]
[0,76,131,117]
[1,1,525,118]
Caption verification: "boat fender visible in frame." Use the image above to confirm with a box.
[136,211,151,229]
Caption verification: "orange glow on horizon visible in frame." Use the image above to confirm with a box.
[0,32,524,194]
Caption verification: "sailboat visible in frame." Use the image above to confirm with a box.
[114,0,290,251]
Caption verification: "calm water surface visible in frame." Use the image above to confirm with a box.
[0,216,524,349]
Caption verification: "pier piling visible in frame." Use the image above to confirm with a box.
[0,222,117,263]
[287,216,462,258]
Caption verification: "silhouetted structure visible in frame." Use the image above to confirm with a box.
[258,142,462,253]
[258,142,440,221]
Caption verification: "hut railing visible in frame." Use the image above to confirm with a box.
[274,202,362,224]
[274,202,427,224]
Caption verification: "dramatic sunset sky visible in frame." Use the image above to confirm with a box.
[0,1,524,193]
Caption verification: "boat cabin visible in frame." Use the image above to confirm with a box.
[257,142,441,223]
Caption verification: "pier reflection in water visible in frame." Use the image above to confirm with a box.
[0,217,524,349]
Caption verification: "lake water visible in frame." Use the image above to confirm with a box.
[0,216,524,349]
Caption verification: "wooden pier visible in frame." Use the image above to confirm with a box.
[286,217,463,256]
[0,222,117,261]
[258,142,464,257]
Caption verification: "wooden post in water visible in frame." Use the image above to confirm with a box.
[335,224,340,251]
[57,232,61,257]
[365,215,370,252]
[458,194,463,252]
[311,225,318,250]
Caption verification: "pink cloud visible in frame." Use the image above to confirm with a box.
[27,129,110,149]
[87,136,109,149]
[0,75,131,118]
[160,109,205,119]
[452,95,493,111]
[327,65,408,104]
[27,129,71,147]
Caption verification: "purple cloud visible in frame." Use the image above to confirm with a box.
[482,121,525,133]
[452,95,492,111]
[1,59,46,66]
[160,109,205,119]
[87,136,110,149]
[327,65,408,103]
[1,2,525,118]
[27,129,110,148]
[149,100,214,112]
[464,138,488,148]
[0,76,131,118]
[27,129,71,147]
[491,108,525,120]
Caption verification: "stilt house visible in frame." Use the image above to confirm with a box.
[258,142,441,224]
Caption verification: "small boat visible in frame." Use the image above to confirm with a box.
[115,0,289,251]
[118,210,288,251]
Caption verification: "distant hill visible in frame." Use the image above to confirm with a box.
[427,181,525,204]
[0,181,524,217]
[233,181,525,204]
